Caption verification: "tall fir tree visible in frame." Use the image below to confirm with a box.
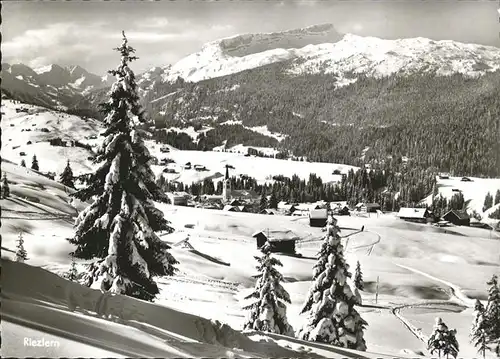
[269,189,278,210]
[485,275,500,347]
[1,172,10,199]
[67,31,177,301]
[495,189,500,206]
[298,214,367,351]
[427,317,459,359]
[354,260,364,291]
[484,192,494,212]
[20,159,26,167]
[243,244,294,336]
[31,155,39,171]
[60,160,75,189]
[471,299,486,339]
[259,189,268,212]
[16,232,28,263]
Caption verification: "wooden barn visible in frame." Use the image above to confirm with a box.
[252,230,299,254]
[442,210,470,226]
[309,208,328,227]
[397,208,431,223]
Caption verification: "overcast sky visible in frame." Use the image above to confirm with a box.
[3,0,500,74]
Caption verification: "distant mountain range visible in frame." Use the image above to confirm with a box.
[4,23,500,110]
[1,63,113,109]
[3,24,500,176]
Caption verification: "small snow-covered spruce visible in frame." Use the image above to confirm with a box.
[65,254,79,281]
[31,155,39,171]
[354,260,363,291]
[243,243,294,336]
[298,214,367,351]
[1,172,10,199]
[20,159,26,167]
[427,317,459,359]
[67,31,177,302]
[60,160,75,189]
[485,275,500,346]
[16,232,28,263]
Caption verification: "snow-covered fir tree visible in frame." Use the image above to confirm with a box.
[298,213,367,351]
[259,189,268,212]
[427,317,459,359]
[31,155,39,171]
[243,243,294,336]
[470,299,488,358]
[471,299,486,338]
[354,260,363,291]
[60,160,75,189]
[16,232,28,263]
[473,328,489,359]
[65,254,79,281]
[1,172,10,199]
[485,275,500,347]
[67,31,177,301]
[20,159,26,167]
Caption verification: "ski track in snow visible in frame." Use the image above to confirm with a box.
[386,263,473,347]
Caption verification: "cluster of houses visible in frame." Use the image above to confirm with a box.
[396,207,471,226]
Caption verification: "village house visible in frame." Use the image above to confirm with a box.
[259,208,277,215]
[238,205,250,212]
[332,204,350,216]
[223,205,240,212]
[309,208,328,227]
[167,192,189,206]
[397,208,431,223]
[442,209,470,226]
[252,229,299,254]
[356,203,381,213]
[229,199,242,207]
[277,201,297,215]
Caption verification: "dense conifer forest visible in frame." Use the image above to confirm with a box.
[139,64,500,177]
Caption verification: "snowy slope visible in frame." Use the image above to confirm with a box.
[158,24,500,83]
[1,99,356,183]
[147,141,356,184]
[1,100,103,176]
[421,176,500,215]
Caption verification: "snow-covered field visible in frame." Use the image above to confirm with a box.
[1,100,354,184]
[1,100,102,175]
[147,141,355,185]
[422,176,500,216]
[2,157,500,358]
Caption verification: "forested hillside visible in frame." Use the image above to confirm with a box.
[76,61,500,177]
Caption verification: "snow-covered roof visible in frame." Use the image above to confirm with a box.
[251,229,299,242]
[443,209,470,220]
[397,208,429,219]
[309,209,328,219]
[223,205,240,212]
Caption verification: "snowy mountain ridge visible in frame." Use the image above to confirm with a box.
[2,62,113,109]
[155,24,500,83]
